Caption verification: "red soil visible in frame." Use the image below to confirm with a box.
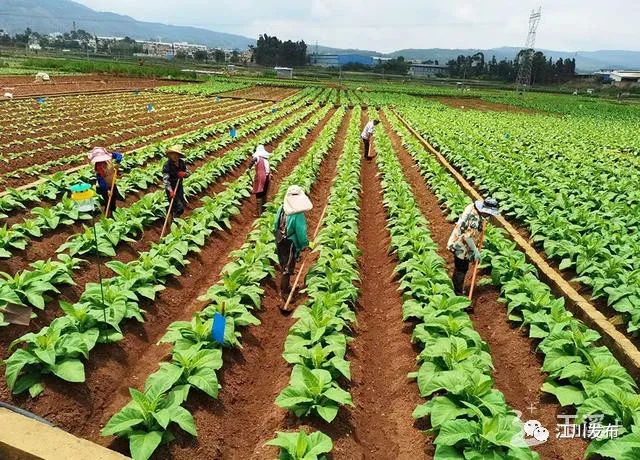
[435,97,542,114]
[0,99,264,189]
[0,106,335,459]
[0,75,178,98]
[221,86,299,102]
[382,111,587,460]
[159,108,345,460]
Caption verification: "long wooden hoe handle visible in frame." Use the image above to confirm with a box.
[468,222,487,301]
[104,166,118,218]
[160,178,181,239]
[282,202,329,312]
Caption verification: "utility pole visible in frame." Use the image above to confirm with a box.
[515,7,542,93]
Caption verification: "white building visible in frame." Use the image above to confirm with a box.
[408,63,450,77]
[610,70,640,87]
[275,67,293,79]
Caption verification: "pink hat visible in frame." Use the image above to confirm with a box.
[87,147,111,164]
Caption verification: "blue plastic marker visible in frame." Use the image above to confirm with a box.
[36,96,45,104]
[147,103,155,112]
[271,107,277,113]
[230,127,237,139]
[211,312,226,344]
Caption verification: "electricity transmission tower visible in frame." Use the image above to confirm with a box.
[515,7,542,92]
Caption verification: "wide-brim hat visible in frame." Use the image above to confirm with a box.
[475,198,500,217]
[284,185,312,215]
[166,144,184,156]
[253,144,270,159]
[87,146,111,164]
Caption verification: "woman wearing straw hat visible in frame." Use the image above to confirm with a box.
[247,144,271,216]
[163,144,189,219]
[87,146,123,216]
[274,185,312,306]
[447,197,500,295]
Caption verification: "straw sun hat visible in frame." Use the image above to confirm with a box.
[283,185,312,215]
[166,144,184,156]
[253,144,270,159]
[87,146,111,164]
[474,197,500,217]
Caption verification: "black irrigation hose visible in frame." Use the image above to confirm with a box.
[0,401,53,426]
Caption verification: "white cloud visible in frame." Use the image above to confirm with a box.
[74,0,640,51]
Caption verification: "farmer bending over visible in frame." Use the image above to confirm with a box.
[163,144,189,219]
[274,185,313,309]
[87,146,123,217]
[447,198,500,296]
[360,118,379,160]
[247,144,271,216]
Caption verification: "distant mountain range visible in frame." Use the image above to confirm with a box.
[2,0,639,71]
[314,46,640,72]
[0,0,254,49]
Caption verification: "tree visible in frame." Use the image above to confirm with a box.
[214,49,226,63]
[375,57,409,75]
[194,50,208,62]
[253,34,307,67]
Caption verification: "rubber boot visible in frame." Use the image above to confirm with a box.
[453,270,467,296]
[257,196,265,216]
[280,274,291,303]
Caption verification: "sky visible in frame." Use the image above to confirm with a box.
[73,0,639,52]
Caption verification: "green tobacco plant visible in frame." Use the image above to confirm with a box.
[383,106,640,458]
[275,364,353,423]
[146,344,223,399]
[266,428,333,460]
[4,316,95,397]
[375,118,537,459]
[101,382,195,460]
[100,102,339,456]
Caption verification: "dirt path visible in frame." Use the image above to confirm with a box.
[382,113,587,460]
[323,136,430,459]
[155,110,351,460]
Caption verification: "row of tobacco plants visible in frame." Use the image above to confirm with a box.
[396,102,640,334]
[374,115,538,460]
[268,106,364,459]
[385,107,640,459]
[1,102,333,397]
[0,98,318,327]
[100,107,346,460]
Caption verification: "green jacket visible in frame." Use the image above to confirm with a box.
[274,207,309,255]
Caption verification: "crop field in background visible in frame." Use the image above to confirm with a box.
[1,75,640,460]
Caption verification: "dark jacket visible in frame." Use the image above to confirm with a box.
[163,159,188,193]
[274,207,309,256]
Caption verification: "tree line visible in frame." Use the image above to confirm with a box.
[446,50,576,84]
[251,34,307,67]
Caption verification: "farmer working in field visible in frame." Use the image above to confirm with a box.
[87,146,123,217]
[247,144,271,216]
[274,185,313,309]
[447,198,500,296]
[163,144,189,219]
[360,118,379,160]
